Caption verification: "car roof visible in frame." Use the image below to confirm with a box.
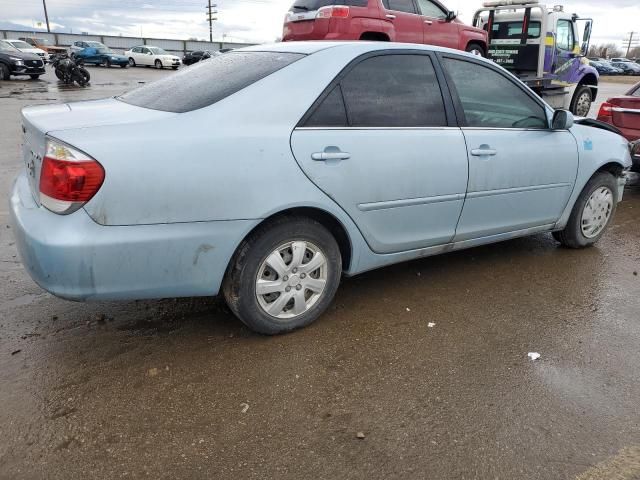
[242,41,487,61]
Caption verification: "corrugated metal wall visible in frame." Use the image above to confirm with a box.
[0,30,256,55]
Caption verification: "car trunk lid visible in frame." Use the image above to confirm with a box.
[608,96,640,131]
[21,98,175,205]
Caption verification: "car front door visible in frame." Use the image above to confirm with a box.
[441,55,579,241]
[415,0,458,48]
[553,19,578,81]
[290,52,469,254]
[381,0,423,44]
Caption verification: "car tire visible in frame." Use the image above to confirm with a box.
[172,66,178,70]
[553,172,618,249]
[105,59,112,68]
[570,85,593,117]
[155,59,162,69]
[465,42,486,57]
[128,57,135,67]
[0,63,10,81]
[120,64,128,68]
[29,74,40,80]
[222,216,342,335]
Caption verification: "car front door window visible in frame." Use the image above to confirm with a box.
[416,0,446,18]
[444,57,548,129]
[557,20,574,51]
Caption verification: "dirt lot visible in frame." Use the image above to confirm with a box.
[0,66,639,480]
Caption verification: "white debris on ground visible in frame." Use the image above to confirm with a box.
[427,323,436,328]
[528,352,541,361]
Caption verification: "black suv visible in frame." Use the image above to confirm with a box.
[0,39,46,80]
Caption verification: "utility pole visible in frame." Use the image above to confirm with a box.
[42,0,51,32]
[206,1,218,43]
[624,32,638,57]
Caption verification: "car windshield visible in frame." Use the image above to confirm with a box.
[0,40,19,52]
[33,38,50,45]
[88,42,104,47]
[148,47,167,54]
[118,51,304,113]
[491,21,542,39]
[10,40,32,49]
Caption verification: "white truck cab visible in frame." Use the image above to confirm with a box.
[474,0,598,116]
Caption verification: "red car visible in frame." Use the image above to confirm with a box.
[597,81,640,142]
[282,0,488,55]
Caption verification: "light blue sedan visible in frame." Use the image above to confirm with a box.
[10,42,632,334]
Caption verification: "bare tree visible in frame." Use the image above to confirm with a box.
[588,43,624,59]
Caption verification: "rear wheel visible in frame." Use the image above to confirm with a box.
[223,216,342,335]
[120,64,128,68]
[155,59,162,69]
[466,42,486,57]
[29,74,40,80]
[553,172,618,248]
[570,85,593,117]
[128,57,135,67]
[0,63,10,80]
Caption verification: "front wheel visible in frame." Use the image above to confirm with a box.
[155,59,162,69]
[104,59,112,68]
[73,66,91,86]
[553,172,618,248]
[29,74,41,80]
[223,216,342,335]
[128,57,135,67]
[465,42,486,57]
[570,85,593,117]
[0,63,10,80]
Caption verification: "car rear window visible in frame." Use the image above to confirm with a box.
[491,21,541,39]
[291,0,367,10]
[118,51,304,113]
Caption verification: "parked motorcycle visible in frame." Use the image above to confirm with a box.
[50,53,90,87]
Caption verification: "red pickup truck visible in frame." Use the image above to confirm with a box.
[283,0,488,56]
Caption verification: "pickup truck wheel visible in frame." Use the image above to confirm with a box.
[570,86,592,117]
[465,42,486,57]
[0,63,10,80]
[553,172,618,248]
[222,216,342,335]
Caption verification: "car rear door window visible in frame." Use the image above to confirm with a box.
[340,54,446,127]
[305,86,348,127]
[119,51,304,113]
[383,0,417,14]
[444,57,548,129]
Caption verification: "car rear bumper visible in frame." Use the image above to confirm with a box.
[9,172,258,301]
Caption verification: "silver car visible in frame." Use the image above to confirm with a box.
[10,42,632,334]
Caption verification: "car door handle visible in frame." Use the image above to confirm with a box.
[424,20,433,25]
[386,14,396,19]
[470,147,497,157]
[311,148,351,161]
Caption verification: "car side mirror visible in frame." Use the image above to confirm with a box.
[552,110,574,130]
[446,11,457,22]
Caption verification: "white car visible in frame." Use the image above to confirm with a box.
[5,39,49,62]
[125,46,181,69]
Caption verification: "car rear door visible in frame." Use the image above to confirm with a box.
[381,0,423,44]
[290,52,468,254]
[415,0,458,48]
[441,54,579,241]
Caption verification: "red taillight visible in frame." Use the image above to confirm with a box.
[316,5,350,18]
[597,101,613,121]
[39,138,104,215]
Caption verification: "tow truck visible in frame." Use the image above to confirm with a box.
[473,0,598,117]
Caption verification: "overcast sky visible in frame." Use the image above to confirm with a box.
[1,0,638,47]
